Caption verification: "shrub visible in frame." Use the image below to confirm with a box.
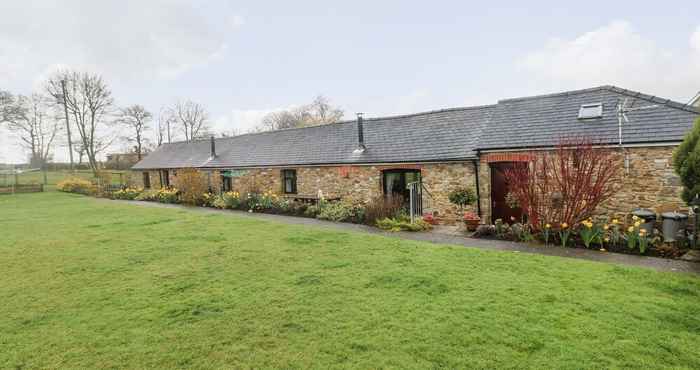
[303,204,323,218]
[156,188,180,204]
[317,201,365,223]
[504,137,618,229]
[135,189,159,202]
[448,187,476,210]
[673,117,700,204]
[213,191,242,209]
[174,168,208,205]
[201,193,216,207]
[112,187,142,200]
[364,195,404,225]
[57,178,96,195]
[376,215,432,232]
[242,191,284,212]
[279,200,308,216]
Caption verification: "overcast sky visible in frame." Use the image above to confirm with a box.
[1,0,699,163]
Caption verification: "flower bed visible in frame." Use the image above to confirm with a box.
[472,216,691,259]
[60,180,430,232]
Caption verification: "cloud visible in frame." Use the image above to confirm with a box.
[0,0,241,88]
[692,26,700,52]
[519,20,700,102]
[394,89,432,114]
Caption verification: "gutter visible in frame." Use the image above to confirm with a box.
[131,157,480,171]
[477,140,683,153]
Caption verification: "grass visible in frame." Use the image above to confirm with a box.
[1,192,699,369]
[0,170,126,188]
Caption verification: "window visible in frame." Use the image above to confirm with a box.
[382,169,421,200]
[142,172,151,189]
[578,103,603,119]
[221,171,232,192]
[282,169,297,194]
[161,170,170,187]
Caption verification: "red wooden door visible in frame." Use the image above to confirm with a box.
[490,163,524,223]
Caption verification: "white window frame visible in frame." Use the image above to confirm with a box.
[578,103,603,119]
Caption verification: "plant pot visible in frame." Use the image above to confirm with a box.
[464,219,480,231]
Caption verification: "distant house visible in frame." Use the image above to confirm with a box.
[132,86,699,223]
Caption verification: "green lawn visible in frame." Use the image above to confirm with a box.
[1,192,699,369]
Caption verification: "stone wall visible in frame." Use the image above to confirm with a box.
[477,145,685,223]
[132,162,478,223]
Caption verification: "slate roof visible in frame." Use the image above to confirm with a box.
[132,85,699,170]
[478,86,699,150]
[132,105,496,169]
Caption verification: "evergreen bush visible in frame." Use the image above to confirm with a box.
[673,117,700,204]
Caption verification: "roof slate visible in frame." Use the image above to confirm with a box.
[478,86,699,150]
[132,85,699,170]
[133,105,495,169]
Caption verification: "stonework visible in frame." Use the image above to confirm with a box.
[132,162,478,224]
[478,145,685,223]
[131,145,685,225]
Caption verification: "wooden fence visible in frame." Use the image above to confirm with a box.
[0,184,44,195]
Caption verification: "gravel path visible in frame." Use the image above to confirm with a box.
[104,199,700,276]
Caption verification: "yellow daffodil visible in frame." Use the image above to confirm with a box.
[545,223,551,229]
[632,215,639,221]
[603,225,609,231]
[612,218,619,225]
[627,226,634,232]
[561,222,569,229]
[634,221,641,227]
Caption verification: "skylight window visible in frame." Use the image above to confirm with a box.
[578,103,603,119]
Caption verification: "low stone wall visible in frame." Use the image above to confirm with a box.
[477,145,685,223]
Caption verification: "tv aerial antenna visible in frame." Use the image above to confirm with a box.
[616,98,658,174]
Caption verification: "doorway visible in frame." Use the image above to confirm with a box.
[490,163,524,223]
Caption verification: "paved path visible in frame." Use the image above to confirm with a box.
[105,199,700,276]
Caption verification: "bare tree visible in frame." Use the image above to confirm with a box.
[169,100,210,142]
[116,105,152,160]
[4,93,60,167]
[155,107,174,146]
[305,95,344,125]
[257,110,304,132]
[255,95,344,132]
[46,70,115,174]
[0,90,17,123]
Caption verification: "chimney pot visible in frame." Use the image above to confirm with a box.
[356,113,365,151]
[210,136,216,158]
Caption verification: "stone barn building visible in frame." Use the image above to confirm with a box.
[132,86,699,223]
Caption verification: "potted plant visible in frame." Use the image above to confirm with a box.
[422,212,438,225]
[448,187,477,214]
[463,211,481,231]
